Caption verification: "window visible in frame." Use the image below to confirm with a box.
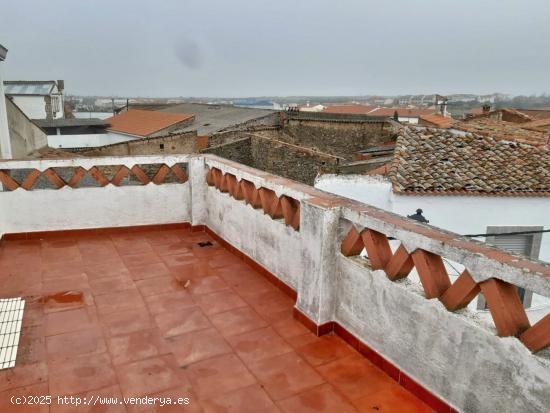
[159,144,165,151]
[477,226,543,309]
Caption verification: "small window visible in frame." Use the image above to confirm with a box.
[159,144,165,150]
[477,226,543,309]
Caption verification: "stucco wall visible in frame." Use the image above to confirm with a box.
[6,97,48,157]
[0,155,192,235]
[10,95,47,119]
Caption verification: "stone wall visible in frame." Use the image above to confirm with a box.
[202,134,341,185]
[81,131,198,156]
[202,137,253,167]
[278,118,395,159]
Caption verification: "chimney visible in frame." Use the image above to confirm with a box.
[56,80,64,92]
[482,103,491,114]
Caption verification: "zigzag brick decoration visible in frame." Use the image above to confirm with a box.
[339,222,546,351]
[207,167,300,231]
[0,163,188,191]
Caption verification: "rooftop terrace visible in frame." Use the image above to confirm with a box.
[0,153,549,412]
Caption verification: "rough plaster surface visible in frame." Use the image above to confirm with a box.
[1,153,550,413]
[336,256,550,413]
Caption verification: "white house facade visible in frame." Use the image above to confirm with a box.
[4,80,64,120]
[316,127,550,323]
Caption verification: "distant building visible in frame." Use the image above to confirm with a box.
[105,109,195,139]
[322,104,435,124]
[3,80,65,120]
[316,126,550,317]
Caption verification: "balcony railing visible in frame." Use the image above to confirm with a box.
[1,153,549,413]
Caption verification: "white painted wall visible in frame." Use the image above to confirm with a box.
[48,132,138,149]
[316,174,550,321]
[10,95,47,119]
[0,155,192,237]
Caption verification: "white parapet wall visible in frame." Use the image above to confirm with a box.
[0,155,192,236]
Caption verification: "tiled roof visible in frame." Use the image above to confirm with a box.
[522,118,550,130]
[388,128,550,196]
[456,118,550,147]
[419,114,456,129]
[323,104,376,114]
[516,109,550,121]
[105,109,194,137]
[370,107,435,117]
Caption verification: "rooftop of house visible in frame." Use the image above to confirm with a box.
[323,105,435,118]
[456,117,550,147]
[130,103,274,136]
[419,114,456,129]
[32,118,107,128]
[105,109,194,137]
[323,104,377,114]
[3,81,58,96]
[388,127,550,196]
[0,154,549,412]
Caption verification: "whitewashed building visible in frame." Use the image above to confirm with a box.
[316,127,550,320]
[4,80,64,120]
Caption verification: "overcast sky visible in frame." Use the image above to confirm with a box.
[0,0,548,97]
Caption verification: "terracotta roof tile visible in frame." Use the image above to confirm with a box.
[105,109,194,137]
[323,104,377,114]
[389,127,550,196]
[456,118,550,147]
[419,114,456,129]
[369,107,435,117]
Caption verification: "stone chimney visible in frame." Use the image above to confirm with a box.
[482,103,491,114]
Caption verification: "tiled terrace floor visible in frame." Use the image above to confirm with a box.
[0,227,434,412]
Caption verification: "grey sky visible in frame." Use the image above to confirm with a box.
[0,0,548,97]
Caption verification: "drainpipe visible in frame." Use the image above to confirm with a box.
[0,44,12,159]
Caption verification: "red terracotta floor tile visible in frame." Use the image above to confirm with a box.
[194,290,247,316]
[317,355,397,401]
[167,328,232,367]
[144,290,196,315]
[129,262,171,281]
[200,384,280,413]
[244,290,294,319]
[277,383,359,413]
[116,357,183,399]
[100,307,153,337]
[170,261,212,280]
[122,252,162,269]
[115,241,155,257]
[46,327,107,362]
[270,314,311,339]
[50,384,127,413]
[0,362,48,392]
[135,275,184,297]
[49,352,117,396]
[152,240,193,256]
[45,306,99,336]
[227,326,293,364]
[186,275,229,296]
[247,352,325,401]
[208,307,268,338]
[154,307,211,338]
[84,261,129,280]
[185,354,257,400]
[94,289,145,315]
[352,386,435,413]
[42,273,90,295]
[17,326,46,366]
[0,382,50,413]
[161,253,198,268]
[125,386,202,413]
[107,328,170,365]
[295,333,357,367]
[285,332,321,349]
[89,273,135,296]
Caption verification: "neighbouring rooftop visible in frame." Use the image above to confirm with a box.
[389,127,550,195]
[105,109,195,137]
[0,227,433,412]
[3,81,58,96]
